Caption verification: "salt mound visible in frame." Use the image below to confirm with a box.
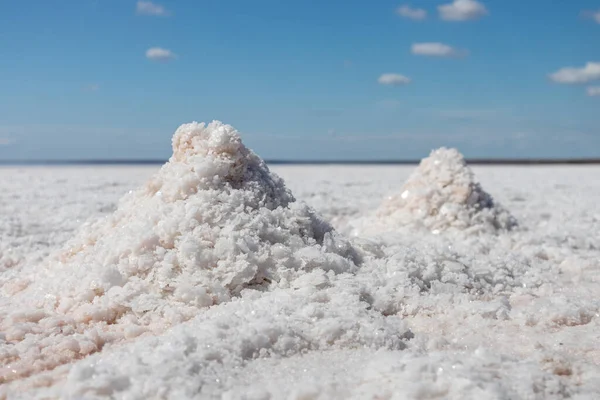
[373,148,516,234]
[0,121,359,383]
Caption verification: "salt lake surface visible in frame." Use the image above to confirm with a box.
[1,129,599,399]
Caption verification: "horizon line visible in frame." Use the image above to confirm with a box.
[1,158,600,166]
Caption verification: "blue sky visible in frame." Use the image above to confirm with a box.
[0,0,599,160]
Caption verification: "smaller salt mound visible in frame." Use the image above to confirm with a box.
[372,148,516,234]
[0,121,359,383]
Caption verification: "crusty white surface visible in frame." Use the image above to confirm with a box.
[0,122,368,386]
[363,147,517,234]
[1,127,599,399]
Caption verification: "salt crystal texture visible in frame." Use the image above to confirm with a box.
[0,121,363,384]
[2,160,600,398]
[372,148,517,234]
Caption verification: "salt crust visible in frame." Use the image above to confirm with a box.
[0,121,379,384]
[358,147,517,235]
[1,124,599,399]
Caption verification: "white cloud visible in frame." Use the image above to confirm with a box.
[581,10,600,24]
[146,47,176,62]
[136,1,170,16]
[378,73,411,86]
[587,87,600,96]
[549,62,600,84]
[438,0,488,21]
[396,5,427,21]
[411,42,466,57]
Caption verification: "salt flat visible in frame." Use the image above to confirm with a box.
[1,160,599,399]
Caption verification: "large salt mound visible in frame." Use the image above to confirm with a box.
[0,121,362,383]
[368,148,516,235]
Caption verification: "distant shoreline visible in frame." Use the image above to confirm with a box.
[1,159,600,166]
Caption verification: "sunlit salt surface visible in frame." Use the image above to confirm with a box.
[1,122,599,399]
[352,147,517,236]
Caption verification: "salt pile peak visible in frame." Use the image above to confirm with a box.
[376,147,516,233]
[0,121,359,383]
